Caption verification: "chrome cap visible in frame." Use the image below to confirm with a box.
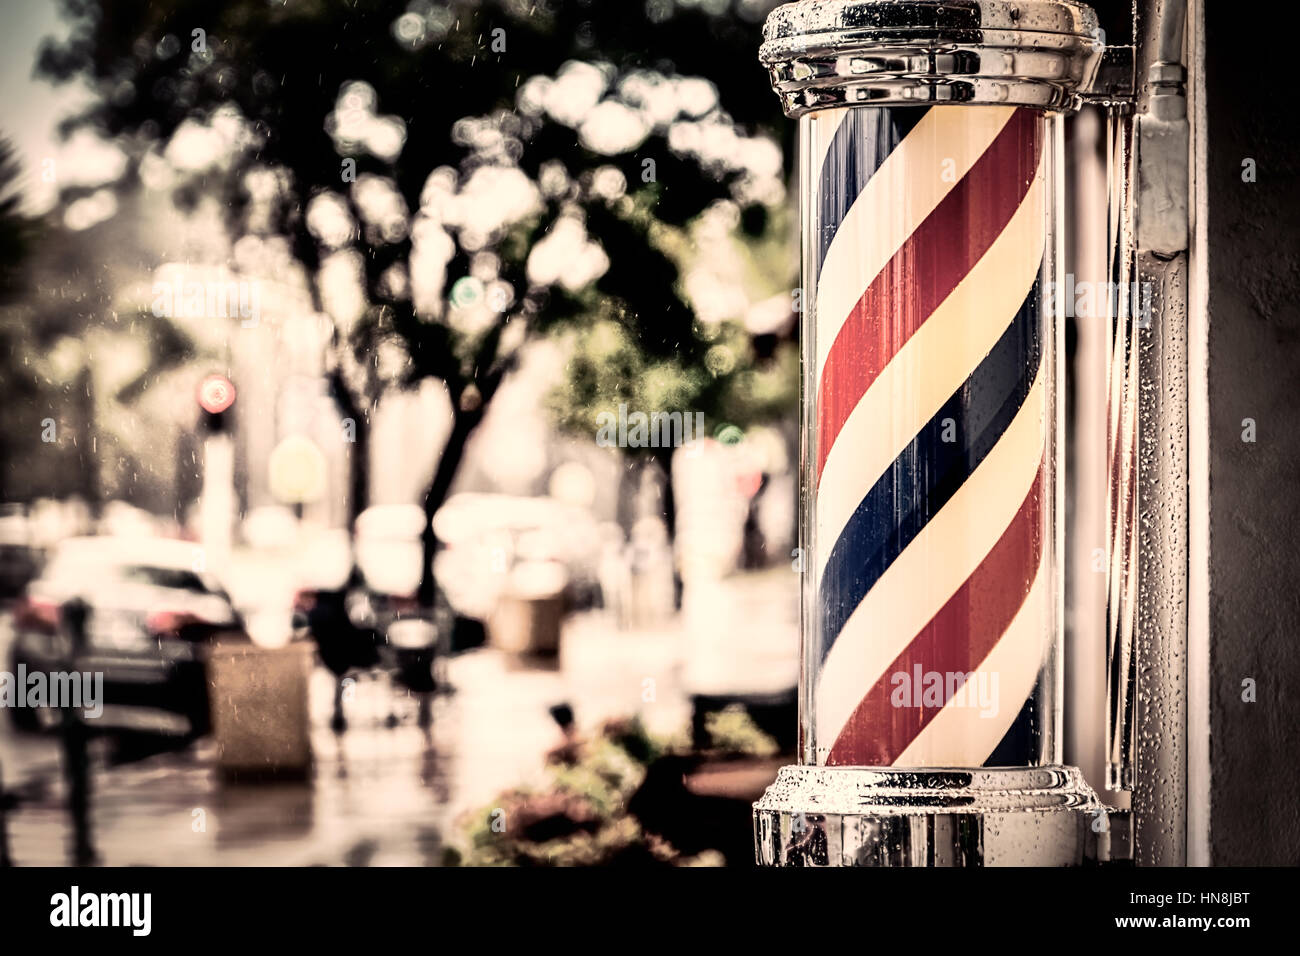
[760,0,1104,116]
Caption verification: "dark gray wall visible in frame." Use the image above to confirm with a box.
[1205,4,1300,865]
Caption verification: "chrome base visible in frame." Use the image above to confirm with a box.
[754,765,1130,866]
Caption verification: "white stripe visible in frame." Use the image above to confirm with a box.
[813,106,1016,390]
[892,555,1050,767]
[814,368,1046,762]
[814,162,1045,582]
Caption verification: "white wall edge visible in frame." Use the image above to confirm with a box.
[1185,0,1213,868]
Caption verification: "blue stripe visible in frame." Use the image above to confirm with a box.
[814,106,928,285]
[985,692,1039,766]
[817,279,1043,663]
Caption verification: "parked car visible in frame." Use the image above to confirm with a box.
[0,540,43,601]
[7,536,246,735]
[0,510,44,600]
[431,493,603,620]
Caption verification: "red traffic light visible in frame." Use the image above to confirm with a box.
[198,374,236,414]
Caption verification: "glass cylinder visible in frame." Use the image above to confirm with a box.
[797,104,1065,770]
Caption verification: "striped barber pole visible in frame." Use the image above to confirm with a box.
[809,105,1051,767]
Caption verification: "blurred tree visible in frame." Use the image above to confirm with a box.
[38,0,795,604]
[0,136,39,503]
[0,155,203,513]
[0,139,31,299]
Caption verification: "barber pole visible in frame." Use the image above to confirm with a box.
[812,104,1049,768]
[753,0,1127,866]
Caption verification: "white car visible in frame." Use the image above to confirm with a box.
[8,536,244,734]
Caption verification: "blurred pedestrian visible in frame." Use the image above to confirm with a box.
[58,596,96,866]
[305,567,379,732]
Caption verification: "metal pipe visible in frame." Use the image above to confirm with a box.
[1157,0,1188,68]
[1131,0,1191,867]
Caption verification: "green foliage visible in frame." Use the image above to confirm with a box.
[704,704,779,758]
[43,6,782,354]
[548,312,797,448]
[446,717,723,867]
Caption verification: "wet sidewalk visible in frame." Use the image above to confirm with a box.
[1,572,796,866]
[5,670,450,866]
[2,640,685,866]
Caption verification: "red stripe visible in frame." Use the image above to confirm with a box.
[825,464,1045,766]
[815,109,1042,482]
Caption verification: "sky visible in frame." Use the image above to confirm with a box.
[0,0,109,213]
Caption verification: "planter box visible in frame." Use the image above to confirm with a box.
[489,561,568,658]
[489,593,564,658]
[207,640,313,779]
